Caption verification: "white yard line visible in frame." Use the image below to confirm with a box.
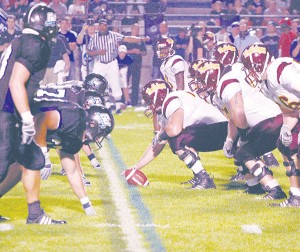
[97,146,147,252]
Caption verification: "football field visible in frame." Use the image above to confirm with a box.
[1,108,300,252]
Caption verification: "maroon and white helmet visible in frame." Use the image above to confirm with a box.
[142,79,171,115]
[202,31,216,45]
[156,37,175,60]
[241,43,272,88]
[214,42,239,67]
[194,60,223,99]
[188,58,207,92]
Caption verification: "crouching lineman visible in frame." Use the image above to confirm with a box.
[33,81,113,214]
[128,79,229,189]
[241,43,300,207]
[194,56,286,200]
[0,4,67,224]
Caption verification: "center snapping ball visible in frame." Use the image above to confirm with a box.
[124,168,149,186]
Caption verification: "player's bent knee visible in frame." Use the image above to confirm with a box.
[178,149,200,169]
[249,164,273,181]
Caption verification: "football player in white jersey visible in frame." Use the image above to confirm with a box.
[241,43,300,207]
[128,79,229,189]
[194,50,286,200]
[157,37,193,92]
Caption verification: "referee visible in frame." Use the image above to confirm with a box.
[86,18,149,113]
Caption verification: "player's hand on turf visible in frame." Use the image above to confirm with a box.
[280,124,292,147]
[84,205,96,216]
[223,138,234,158]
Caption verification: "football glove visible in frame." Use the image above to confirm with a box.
[223,138,234,158]
[280,124,292,147]
[21,120,35,145]
[84,204,96,216]
[40,152,53,180]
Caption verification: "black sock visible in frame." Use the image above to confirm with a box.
[87,153,96,161]
[28,201,43,220]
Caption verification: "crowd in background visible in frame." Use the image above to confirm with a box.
[1,0,300,108]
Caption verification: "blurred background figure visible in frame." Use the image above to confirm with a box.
[123,23,147,107]
[261,21,280,58]
[290,25,300,61]
[278,17,295,57]
[173,28,189,60]
[0,15,21,58]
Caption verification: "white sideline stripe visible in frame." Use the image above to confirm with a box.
[98,146,146,252]
[95,223,170,229]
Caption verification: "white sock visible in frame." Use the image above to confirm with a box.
[246,177,259,186]
[290,187,300,197]
[265,179,279,189]
[191,160,204,174]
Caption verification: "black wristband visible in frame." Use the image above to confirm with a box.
[159,131,169,141]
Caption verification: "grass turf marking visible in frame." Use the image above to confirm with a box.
[98,139,166,252]
[98,142,146,252]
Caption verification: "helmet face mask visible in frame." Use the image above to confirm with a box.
[241,44,271,89]
[156,38,175,60]
[23,4,58,41]
[142,79,171,116]
[84,105,114,148]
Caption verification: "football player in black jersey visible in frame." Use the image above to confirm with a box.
[0,4,66,224]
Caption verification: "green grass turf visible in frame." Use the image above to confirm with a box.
[1,108,300,251]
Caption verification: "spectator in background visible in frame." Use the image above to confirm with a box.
[126,0,145,16]
[278,17,296,57]
[116,45,133,109]
[48,0,68,16]
[291,18,300,37]
[68,0,85,15]
[173,28,189,60]
[186,21,206,62]
[234,18,260,56]
[245,0,265,11]
[76,19,96,80]
[123,23,147,107]
[290,25,300,61]
[232,0,250,17]
[275,0,291,13]
[87,18,149,113]
[215,24,231,43]
[261,20,279,58]
[8,0,29,22]
[289,0,300,15]
[42,34,71,85]
[0,15,21,58]
[151,20,169,79]
[29,0,43,8]
[250,2,264,27]
[263,0,282,24]
[229,21,240,43]
[59,18,77,81]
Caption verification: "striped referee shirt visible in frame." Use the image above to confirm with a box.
[87,31,124,64]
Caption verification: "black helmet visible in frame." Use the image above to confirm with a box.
[85,105,114,148]
[83,90,106,109]
[84,73,108,96]
[23,3,58,41]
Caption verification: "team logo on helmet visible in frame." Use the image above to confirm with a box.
[84,73,108,95]
[214,43,238,66]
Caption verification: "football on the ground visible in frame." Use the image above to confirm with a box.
[124,168,149,186]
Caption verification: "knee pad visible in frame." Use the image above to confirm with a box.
[235,147,255,164]
[179,149,200,169]
[284,159,300,177]
[249,164,273,181]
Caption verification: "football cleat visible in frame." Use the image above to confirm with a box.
[230,169,245,181]
[26,212,67,225]
[191,171,216,190]
[181,177,197,185]
[271,192,300,207]
[82,175,91,187]
[60,168,66,176]
[262,153,280,167]
[244,183,265,195]
[90,158,101,170]
[263,185,287,200]
[0,215,10,222]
